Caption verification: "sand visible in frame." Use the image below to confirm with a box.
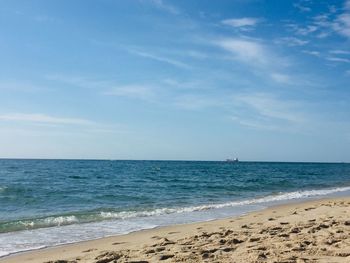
[1,197,350,263]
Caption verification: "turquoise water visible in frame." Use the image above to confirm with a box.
[1,159,350,256]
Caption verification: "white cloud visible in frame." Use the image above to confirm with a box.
[216,38,267,65]
[46,74,111,89]
[270,73,291,84]
[294,2,311,12]
[162,78,203,90]
[275,37,309,46]
[345,0,350,10]
[104,85,157,101]
[174,95,221,110]
[234,93,305,124]
[231,116,282,131]
[329,50,350,55]
[230,93,308,132]
[0,113,94,125]
[326,56,350,63]
[312,14,329,25]
[186,50,208,59]
[34,15,59,23]
[148,0,180,15]
[333,13,350,38]
[216,38,292,84]
[0,81,48,92]
[302,50,321,57]
[296,25,318,36]
[310,4,350,39]
[286,22,319,36]
[287,2,350,42]
[221,17,260,28]
[128,49,191,69]
[316,31,331,38]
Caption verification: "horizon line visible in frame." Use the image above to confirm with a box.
[0,157,348,164]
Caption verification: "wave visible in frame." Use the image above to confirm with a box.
[1,186,350,233]
[0,246,46,258]
[0,215,80,233]
[0,186,8,193]
[0,252,9,258]
[100,186,350,219]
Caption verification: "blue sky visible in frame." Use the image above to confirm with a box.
[0,0,350,161]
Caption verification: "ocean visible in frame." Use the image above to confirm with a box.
[1,159,350,257]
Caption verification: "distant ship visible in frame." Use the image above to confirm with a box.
[226,158,239,162]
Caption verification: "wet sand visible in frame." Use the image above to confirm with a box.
[1,197,350,263]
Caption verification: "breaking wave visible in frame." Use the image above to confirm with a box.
[1,186,349,233]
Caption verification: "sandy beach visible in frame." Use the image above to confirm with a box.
[1,197,349,263]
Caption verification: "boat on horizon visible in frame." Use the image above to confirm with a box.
[226,158,239,162]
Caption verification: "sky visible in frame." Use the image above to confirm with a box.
[0,0,350,162]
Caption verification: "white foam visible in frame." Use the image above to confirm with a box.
[42,215,78,226]
[7,186,350,233]
[100,186,350,220]
[1,185,350,258]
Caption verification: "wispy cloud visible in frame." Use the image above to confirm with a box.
[216,38,267,65]
[229,93,307,131]
[233,93,305,124]
[329,50,350,55]
[167,49,209,60]
[293,2,311,12]
[90,40,193,69]
[326,56,350,63]
[270,73,291,84]
[274,36,309,46]
[162,78,205,90]
[0,113,95,125]
[46,74,111,89]
[345,0,350,10]
[295,25,318,36]
[33,15,60,23]
[0,112,128,138]
[148,0,180,15]
[221,17,260,29]
[174,94,222,110]
[302,50,321,57]
[333,13,350,38]
[302,2,350,39]
[231,116,283,131]
[128,49,191,69]
[103,85,157,101]
[215,38,292,84]
[0,81,48,92]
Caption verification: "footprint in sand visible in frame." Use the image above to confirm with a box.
[112,242,126,245]
[304,207,316,211]
[168,231,180,234]
[158,254,174,260]
[249,237,260,242]
[82,248,97,253]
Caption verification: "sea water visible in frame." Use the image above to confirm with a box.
[1,159,350,257]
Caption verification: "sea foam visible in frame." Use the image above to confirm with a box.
[1,186,350,233]
[1,185,350,258]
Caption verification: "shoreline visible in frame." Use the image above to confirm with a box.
[1,196,350,263]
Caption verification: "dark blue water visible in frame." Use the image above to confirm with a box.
[1,159,350,256]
